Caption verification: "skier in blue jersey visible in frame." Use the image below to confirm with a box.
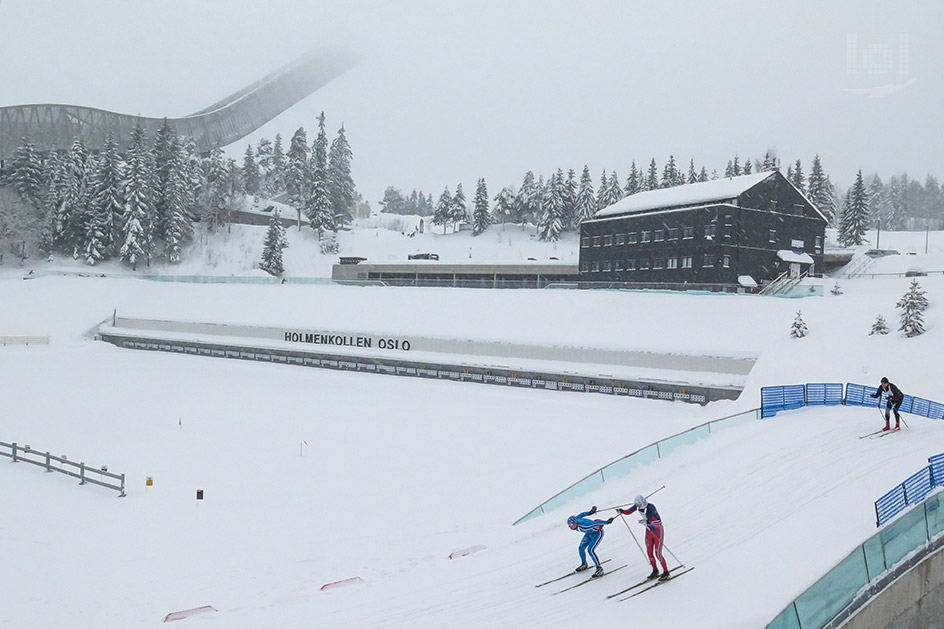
[566,506,615,578]
[618,495,670,580]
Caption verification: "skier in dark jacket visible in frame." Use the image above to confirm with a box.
[618,495,670,580]
[871,377,904,430]
[567,507,615,579]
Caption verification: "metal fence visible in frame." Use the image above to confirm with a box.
[874,453,944,526]
[0,441,125,497]
[0,336,50,345]
[512,407,761,525]
[767,490,944,629]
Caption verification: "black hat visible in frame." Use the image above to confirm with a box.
[881,377,889,383]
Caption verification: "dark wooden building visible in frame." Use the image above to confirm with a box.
[579,170,828,287]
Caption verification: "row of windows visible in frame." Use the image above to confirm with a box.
[582,225,735,248]
[580,254,732,273]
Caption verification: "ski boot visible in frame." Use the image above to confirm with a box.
[658,571,671,581]
[882,422,890,431]
[647,568,660,580]
[591,566,605,579]
[574,562,589,572]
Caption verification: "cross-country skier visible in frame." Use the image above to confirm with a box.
[871,377,904,431]
[618,495,670,580]
[566,507,615,578]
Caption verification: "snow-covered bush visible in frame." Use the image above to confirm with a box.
[790,310,808,338]
[896,279,928,337]
[870,315,889,336]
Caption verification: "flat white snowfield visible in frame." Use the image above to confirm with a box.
[1,272,943,627]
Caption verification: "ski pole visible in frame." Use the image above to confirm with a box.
[619,513,649,562]
[645,485,666,500]
[662,543,685,568]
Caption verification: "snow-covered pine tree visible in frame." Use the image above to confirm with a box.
[271,133,286,195]
[698,166,709,182]
[433,186,452,233]
[537,171,565,242]
[896,279,928,337]
[868,174,886,230]
[662,156,679,188]
[725,160,735,178]
[596,170,608,208]
[8,136,44,206]
[471,177,490,235]
[491,186,516,227]
[761,150,778,172]
[121,122,157,268]
[152,119,178,242]
[515,171,537,224]
[562,169,577,230]
[790,310,808,338]
[242,144,260,196]
[451,183,467,229]
[625,161,640,196]
[163,136,194,263]
[646,158,659,190]
[256,137,274,196]
[742,159,752,175]
[870,314,890,336]
[574,165,597,228]
[86,133,124,263]
[687,159,698,184]
[200,148,228,231]
[327,123,355,228]
[259,211,286,276]
[838,170,870,247]
[319,229,338,254]
[305,112,332,236]
[886,175,908,231]
[55,138,93,258]
[790,159,805,193]
[807,155,836,225]
[605,171,623,205]
[830,282,843,296]
[285,127,309,211]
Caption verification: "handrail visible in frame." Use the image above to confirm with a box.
[0,441,126,497]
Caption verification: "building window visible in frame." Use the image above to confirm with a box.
[603,235,613,246]
[580,237,590,248]
[654,230,664,242]
[768,229,777,243]
[628,232,638,244]
[667,257,678,269]
[641,231,651,243]
[592,236,602,247]
[615,259,624,271]
[580,260,590,272]
[724,224,733,238]
[668,227,679,240]
[653,257,665,269]
[591,261,600,272]
[815,236,822,251]
[704,224,717,238]
[681,256,692,269]
[602,260,612,271]
[639,258,650,270]
[722,255,731,268]
[627,259,636,270]
[683,226,694,239]
[616,233,626,246]
[703,254,714,267]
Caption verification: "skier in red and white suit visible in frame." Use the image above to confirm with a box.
[618,495,670,580]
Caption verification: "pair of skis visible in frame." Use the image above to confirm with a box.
[859,427,901,439]
[605,565,694,600]
[535,560,630,594]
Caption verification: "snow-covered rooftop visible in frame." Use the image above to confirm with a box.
[594,170,776,219]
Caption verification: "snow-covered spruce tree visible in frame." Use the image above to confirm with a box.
[162,136,194,263]
[259,211,286,276]
[121,122,157,269]
[886,175,908,231]
[687,159,698,184]
[574,165,597,228]
[742,159,753,175]
[271,133,286,196]
[807,155,836,225]
[255,137,274,196]
[645,158,659,190]
[830,282,843,296]
[838,170,870,247]
[284,127,309,211]
[319,229,338,255]
[870,315,890,336]
[241,144,260,196]
[624,161,640,195]
[790,310,808,338]
[327,123,355,228]
[55,138,92,258]
[305,112,332,236]
[662,155,680,187]
[8,136,45,206]
[472,177,490,235]
[562,169,577,230]
[491,186,516,227]
[790,159,805,193]
[451,183,467,230]
[433,186,452,234]
[537,171,565,242]
[605,171,623,205]
[515,171,538,224]
[200,148,228,231]
[596,170,609,209]
[896,279,928,337]
[88,133,125,259]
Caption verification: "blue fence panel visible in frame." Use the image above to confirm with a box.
[903,466,933,506]
[875,484,906,527]
[901,394,915,414]
[761,385,806,418]
[930,454,944,488]
[929,401,944,420]
[910,397,930,418]
[806,383,844,406]
[844,383,876,407]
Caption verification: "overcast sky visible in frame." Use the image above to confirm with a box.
[1,0,941,205]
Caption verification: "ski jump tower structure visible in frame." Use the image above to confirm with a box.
[0,47,358,158]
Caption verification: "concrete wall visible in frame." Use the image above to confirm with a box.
[840,545,944,629]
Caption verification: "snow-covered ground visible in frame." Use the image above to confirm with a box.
[1,225,943,627]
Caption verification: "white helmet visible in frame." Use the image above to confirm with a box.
[634,495,647,510]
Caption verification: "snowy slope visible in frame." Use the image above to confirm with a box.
[1,228,944,627]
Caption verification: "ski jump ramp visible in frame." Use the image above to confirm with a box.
[0,47,358,157]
